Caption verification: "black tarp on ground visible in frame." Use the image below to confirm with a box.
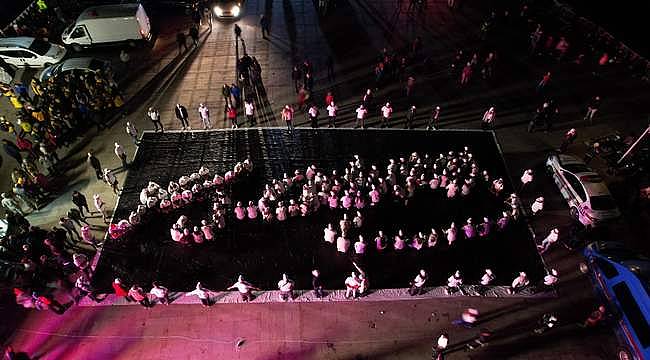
[93,129,545,292]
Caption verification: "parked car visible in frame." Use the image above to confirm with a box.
[61,3,152,51]
[0,37,67,68]
[546,153,621,227]
[583,241,650,360]
[211,0,243,18]
[39,57,111,82]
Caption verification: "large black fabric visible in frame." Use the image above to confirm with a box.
[93,129,545,292]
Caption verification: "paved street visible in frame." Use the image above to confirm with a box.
[1,0,649,358]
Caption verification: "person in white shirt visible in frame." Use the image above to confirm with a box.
[352,262,369,297]
[537,228,559,253]
[394,229,406,250]
[308,104,319,128]
[336,235,350,253]
[481,106,496,129]
[227,275,260,302]
[277,273,294,301]
[531,196,544,216]
[93,194,109,223]
[520,169,534,188]
[446,270,464,295]
[409,269,427,296]
[185,282,212,307]
[355,104,368,129]
[427,229,438,248]
[147,107,163,132]
[323,223,337,243]
[433,332,449,358]
[150,282,170,305]
[509,272,530,294]
[326,101,337,128]
[114,142,128,169]
[445,222,457,245]
[354,235,366,255]
[244,99,255,126]
[125,121,139,145]
[198,103,211,129]
[375,230,387,251]
[478,268,495,295]
[380,102,392,128]
[543,269,558,287]
[344,272,361,299]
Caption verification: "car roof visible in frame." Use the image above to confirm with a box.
[0,37,36,49]
[57,57,106,72]
[77,4,140,21]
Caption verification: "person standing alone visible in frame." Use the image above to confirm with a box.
[175,104,190,130]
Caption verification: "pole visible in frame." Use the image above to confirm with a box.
[617,124,650,165]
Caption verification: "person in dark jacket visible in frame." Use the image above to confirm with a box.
[2,139,22,164]
[72,191,90,217]
[174,104,190,130]
[87,151,102,180]
[312,269,325,298]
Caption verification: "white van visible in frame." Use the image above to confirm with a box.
[61,4,152,50]
[0,37,67,68]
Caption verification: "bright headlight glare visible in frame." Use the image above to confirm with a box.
[213,6,223,16]
[232,5,240,16]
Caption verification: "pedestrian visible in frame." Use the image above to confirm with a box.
[326,101,337,128]
[520,169,533,191]
[147,107,164,132]
[87,151,103,180]
[198,103,211,129]
[230,83,241,107]
[93,193,109,223]
[446,270,464,295]
[128,285,152,308]
[406,76,415,96]
[531,196,544,216]
[291,65,301,93]
[478,269,494,295]
[2,139,22,164]
[114,142,128,169]
[227,275,260,302]
[75,274,100,302]
[308,104,319,128]
[103,169,120,194]
[244,99,255,126]
[224,105,237,128]
[59,216,81,241]
[174,103,190,130]
[579,305,606,328]
[72,191,90,217]
[344,272,361,299]
[584,96,601,124]
[176,31,188,54]
[189,24,199,46]
[453,308,480,328]
[560,128,577,153]
[537,71,551,92]
[432,332,448,360]
[221,84,231,107]
[186,281,212,306]
[408,269,427,296]
[281,105,294,132]
[277,273,295,301]
[67,207,89,227]
[405,105,416,129]
[508,271,529,294]
[543,268,558,288]
[150,282,170,305]
[326,55,335,82]
[537,228,559,253]
[312,269,325,298]
[380,102,393,128]
[112,278,134,302]
[481,107,496,129]
[260,14,270,39]
[125,121,139,145]
[355,104,367,129]
[428,106,441,130]
[234,23,242,39]
[460,62,472,85]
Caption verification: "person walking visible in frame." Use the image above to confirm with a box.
[189,24,199,46]
[198,103,211,129]
[114,142,128,169]
[408,269,427,296]
[560,128,577,153]
[282,105,294,132]
[125,121,139,145]
[536,71,551,92]
[260,14,270,39]
[380,102,393,128]
[230,83,241,108]
[87,151,103,181]
[221,84,231,107]
[428,106,441,130]
[355,104,367,129]
[308,104,319,128]
[227,105,238,128]
[405,105,416,129]
[174,104,190,130]
[453,308,480,328]
[176,31,188,54]
[72,191,90,217]
[481,107,496,129]
[186,282,212,307]
[326,101,337,128]
[312,269,325,298]
[93,193,109,223]
[234,23,242,39]
[59,216,81,241]
[147,107,164,132]
[103,169,120,194]
[584,96,601,124]
[244,99,255,126]
[227,275,260,302]
[432,332,448,360]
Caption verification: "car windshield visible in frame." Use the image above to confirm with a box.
[590,195,617,210]
[563,163,591,174]
[28,39,51,55]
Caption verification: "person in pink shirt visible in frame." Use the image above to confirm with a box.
[341,190,352,209]
[354,235,366,255]
[246,201,258,219]
[201,220,214,241]
[192,226,204,244]
[380,102,392,128]
[234,201,246,220]
[462,218,477,239]
[324,223,337,243]
[369,184,381,205]
[328,191,339,209]
[276,201,288,221]
[394,230,406,250]
[170,224,182,242]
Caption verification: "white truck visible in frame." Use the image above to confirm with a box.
[61,4,152,51]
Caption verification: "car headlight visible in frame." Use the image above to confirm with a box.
[214,6,223,16]
[232,5,240,16]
